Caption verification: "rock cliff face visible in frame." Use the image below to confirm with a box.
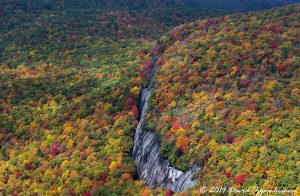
[134,4,300,192]
[132,55,198,192]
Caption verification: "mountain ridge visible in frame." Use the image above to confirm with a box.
[0,2,299,195]
[142,3,300,191]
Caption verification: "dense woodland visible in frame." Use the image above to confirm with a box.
[0,0,299,195]
[144,4,300,192]
[0,1,226,195]
[1,0,299,12]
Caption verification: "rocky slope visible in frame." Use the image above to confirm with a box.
[0,1,299,195]
[142,4,300,192]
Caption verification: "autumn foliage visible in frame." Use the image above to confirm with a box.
[144,4,300,191]
[0,1,299,195]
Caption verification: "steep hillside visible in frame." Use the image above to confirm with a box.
[0,0,221,195]
[143,4,300,192]
[0,0,225,195]
[0,1,299,195]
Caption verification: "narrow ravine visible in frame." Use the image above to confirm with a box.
[132,54,199,192]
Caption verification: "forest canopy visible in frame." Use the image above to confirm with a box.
[0,1,299,195]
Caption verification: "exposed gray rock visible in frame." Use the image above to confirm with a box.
[133,55,199,192]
